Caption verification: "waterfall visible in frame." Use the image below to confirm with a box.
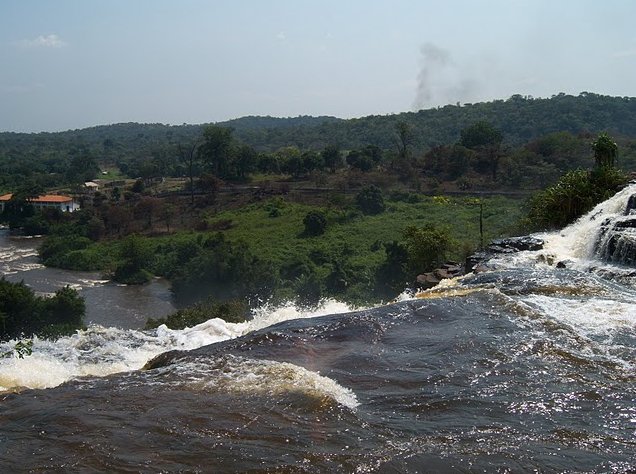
[543,183,636,265]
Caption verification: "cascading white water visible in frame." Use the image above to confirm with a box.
[542,182,636,264]
[0,299,354,392]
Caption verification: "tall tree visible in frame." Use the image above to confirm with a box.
[177,140,200,206]
[394,121,413,159]
[591,132,618,169]
[321,145,342,173]
[459,121,503,180]
[199,125,234,178]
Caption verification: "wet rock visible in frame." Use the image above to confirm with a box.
[537,253,556,265]
[464,236,543,276]
[416,273,440,289]
[416,262,463,289]
[465,252,488,272]
[611,217,636,229]
[625,194,636,215]
[487,236,544,253]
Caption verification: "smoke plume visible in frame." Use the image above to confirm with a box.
[413,42,483,110]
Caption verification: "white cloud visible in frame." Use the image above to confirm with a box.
[17,34,67,49]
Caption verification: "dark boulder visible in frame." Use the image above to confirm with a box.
[625,194,636,215]
[464,236,544,275]
[465,252,488,273]
[416,262,463,290]
[487,236,544,253]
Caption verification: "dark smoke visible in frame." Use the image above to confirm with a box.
[413,42,482,111]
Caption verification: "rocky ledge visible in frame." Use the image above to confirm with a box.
[416,236,546,290]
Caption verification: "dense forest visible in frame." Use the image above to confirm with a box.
[1,92,636,196]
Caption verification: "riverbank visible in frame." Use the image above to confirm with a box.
[0,229,175,329]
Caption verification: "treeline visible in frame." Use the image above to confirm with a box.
[3,93,636,194]
[0,279,85,341]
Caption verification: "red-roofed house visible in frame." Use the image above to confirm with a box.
[0,194,80,213]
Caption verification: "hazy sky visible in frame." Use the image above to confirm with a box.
[1,0,636,132]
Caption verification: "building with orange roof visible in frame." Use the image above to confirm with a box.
[0,193,80,213]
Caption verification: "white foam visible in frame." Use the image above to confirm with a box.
[0,299,357,392]
[523,294,636,338]
[173,356,359,410]
[542,183,636,262]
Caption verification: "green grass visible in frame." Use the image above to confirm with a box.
[206,195,524,268]
[41,193,524,305]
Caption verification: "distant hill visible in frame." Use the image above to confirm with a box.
[226,92,636,152]
[2,92,636,157]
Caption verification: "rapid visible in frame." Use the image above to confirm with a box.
[1,185,635,472]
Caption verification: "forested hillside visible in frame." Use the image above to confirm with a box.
[3,92,636,154]
[2,92,636,195]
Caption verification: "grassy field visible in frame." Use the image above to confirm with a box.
[40,192,525,305]
[205,194,524,269]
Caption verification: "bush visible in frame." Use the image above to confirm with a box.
[303,211,327,236]
[112,235,155,284]
[403,224,455,274]
[0,279,85,341]
[356,185,385,215]
[145,299,247,330]
[170,234,278,305]
[526,167,628,230]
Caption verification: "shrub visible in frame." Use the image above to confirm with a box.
[356,185,385,215]
[0,279,85,341]
[526,167,628,230]
[145,299,247,330]
[303,211,327,236]
[403,224,455,274]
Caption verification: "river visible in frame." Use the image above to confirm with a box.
[0,229,176,329]
[0,186,635,472]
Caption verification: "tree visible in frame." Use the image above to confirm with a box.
[321,145,342,173]
[592,132,618,169]
[459,121,503,180]
[66,149,99,183]
[356,185,385,215]
[303,211,327,236]
[199,125,234,179]
[403,224,455,274]
[0,278,85,340]
[394,121,413,159]
[376,240,409,296]
[135,196,162,229]
[177,140,201,206]
[235,144,257,180]
[525,134,628,230]
[347,149,374,172]
[113,234,154,284]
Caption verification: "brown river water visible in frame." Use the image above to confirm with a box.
[0,186,635,472]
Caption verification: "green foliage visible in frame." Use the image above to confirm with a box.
[356,185,385,215]
[145,299,247,330]
[113,234,155,284]
[525,133,629,230]
[303,211,327,236]
[38,195,523,305]
[375,241,409,296]
[526,167,628,230]
[169,233,278,305]
[403,224,456,274]
[131,179,145,193]
[459,121,503,149]
[0,278,85,341]
[592,132,618,169]
[1,339,33,359]
[199,125,235,178]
